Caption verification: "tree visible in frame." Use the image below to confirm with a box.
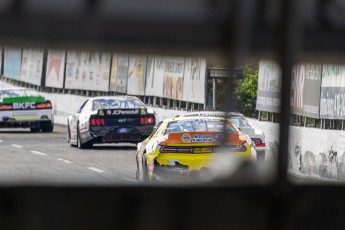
[237,62,259,118]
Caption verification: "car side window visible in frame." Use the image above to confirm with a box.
[78,100,89,113]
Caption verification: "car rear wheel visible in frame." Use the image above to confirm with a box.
[142,153,150,182]
[77,127,93,149]
[41,121,54,133]
[30,127,40,132]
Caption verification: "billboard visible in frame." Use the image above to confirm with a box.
[65,51,111,91]
[183,58,207,104]
[256,60,282,113]
[109,54,129,93]
[320,64,345,119]
[162,57,184,100]
[21,48,44,86]
[145,56,164,97]
[290,64,321,118]
[45,50,66,88]
[3,47,22,81]
[127,55,146,95]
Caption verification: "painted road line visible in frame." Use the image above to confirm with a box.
[11,144,22,148]
[87,167,105,173]
[0,140,3,143]
[57,158,73,164]
[30,151,47,156]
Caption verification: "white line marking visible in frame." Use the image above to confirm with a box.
[88,167,105,173]
[30,150,47,156]
[11,144,22,148]
[57,158,73,164]
[0,140,3,143]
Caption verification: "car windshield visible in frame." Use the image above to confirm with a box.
[165,119,237,134]
[0,89,40,99]
[92,98,146,110]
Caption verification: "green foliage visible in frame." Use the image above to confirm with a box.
[237,62,259,117]
[207,61,259,117]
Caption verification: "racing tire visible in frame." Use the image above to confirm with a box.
[30,127,40,133]
[41,121,54,133]
[77,127,93,149]
[67,124,71,144]
[142,153,150,182]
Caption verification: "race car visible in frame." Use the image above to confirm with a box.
[67,96,156,149]
[179,111,266,161]
[136,116,256,182]
[0,87,54,132]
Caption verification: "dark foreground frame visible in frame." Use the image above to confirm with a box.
[0,0,344,229]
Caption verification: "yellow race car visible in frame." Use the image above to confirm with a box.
[136,116,256,182]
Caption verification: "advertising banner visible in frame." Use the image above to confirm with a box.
[3,47,22,81]
[109,54,129,93]
[65,51,111,91]
[87,52,111,92]
[65,51,81,90]
[20,48,44,86]
[320,64,345,119]
[290,64,321,118]
[256,60,282,113]
[127,55,146,95]
[145,56,164,97]
[183,58,207,104]
[45,50,66,88]
[162,57,184,100]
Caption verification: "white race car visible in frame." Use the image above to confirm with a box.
[67,96,156,149]
[0,87,54,132]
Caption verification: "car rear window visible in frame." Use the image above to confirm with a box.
[165,119,237,134]
[92,98,146,110]
[0,89,40,99]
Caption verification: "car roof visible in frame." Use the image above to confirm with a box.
[90,95,141,101]
[179,111,245,118]
[163,115,228,123]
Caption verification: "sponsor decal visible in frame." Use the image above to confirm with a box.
[99,109,140,116]
[140,108,146,114]
[118,128,129,133]
[111,109,139,115]
[192,134,214,142]
[13,102,36,110]
[181,133,191,143]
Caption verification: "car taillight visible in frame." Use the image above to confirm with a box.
[90,118,105,126]
[140,116,155,125]
[0,104,13,110]
[160,146,193,153]
[36,102,52,109]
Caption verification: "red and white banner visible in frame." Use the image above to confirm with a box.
[45,50,66,88]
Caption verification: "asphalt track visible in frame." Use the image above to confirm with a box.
[0,125,138,185]
[0,124,330,186]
